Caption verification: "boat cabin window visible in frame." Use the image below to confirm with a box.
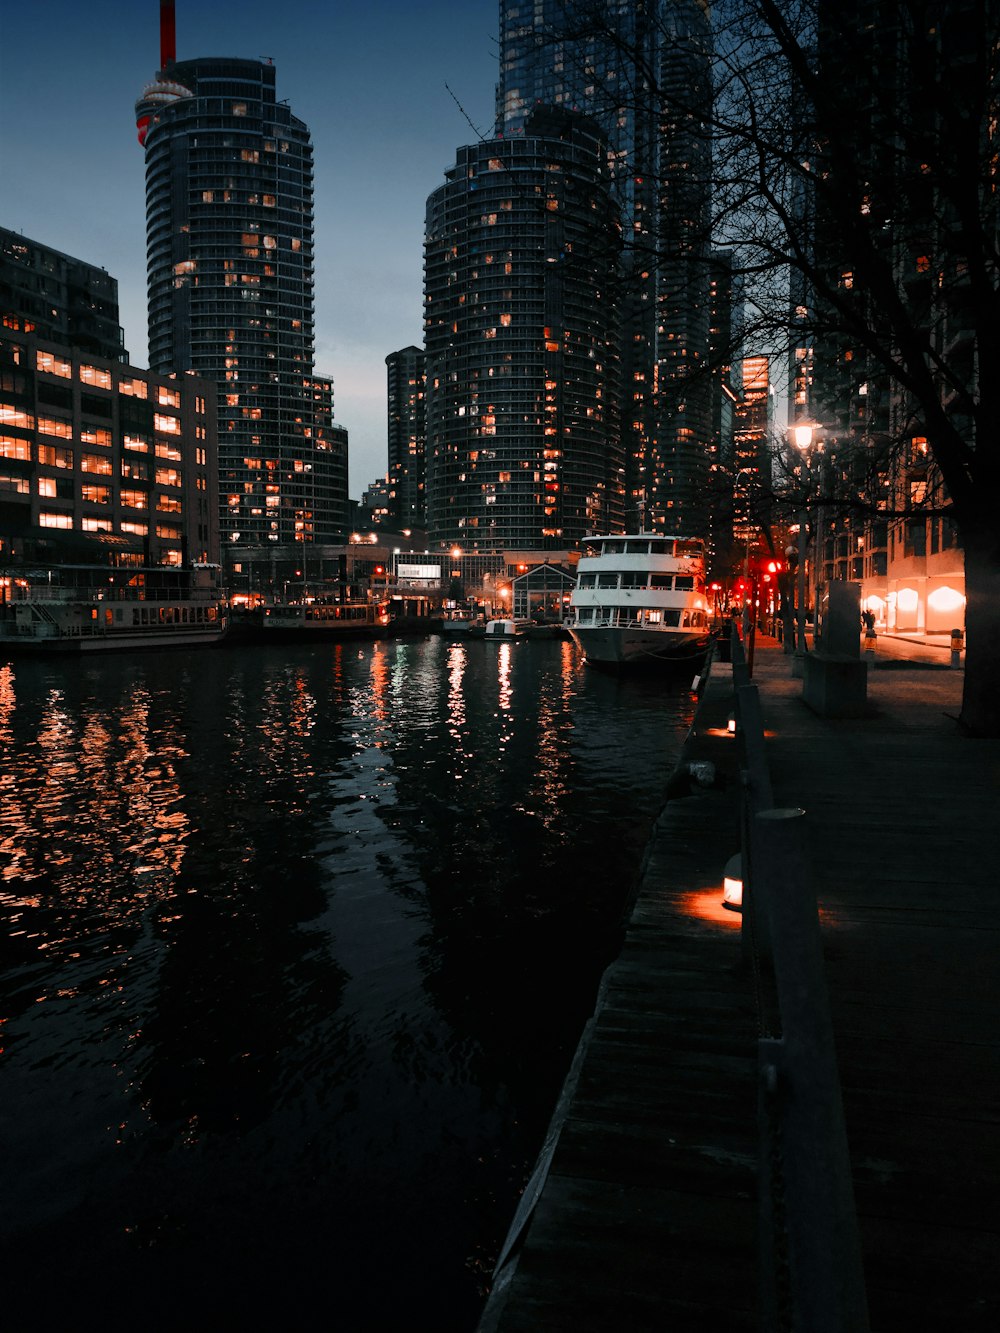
[623,539,650,555]
[577,574,596,588]
[650,574,672,589]
[601,540,624,554]
[664,609,681,627]
[578,607,595,622]
[596,573,618,588]
[645,610,662,624]
[675,539,704,559]
[620,572,645,588]
[674,575,695,591]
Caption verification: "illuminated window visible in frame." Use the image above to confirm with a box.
[37,444,74,468]
[120,490,148,509]
[39,511,73,529]
[156,467,183,487]
[38,416,73,439]
[80,365,112,389]
[81,453,113,475]
[154,413,181,434]
[81,485,111,504]
[118,378,149,399]
[82,517,112,532]
[36,351,72,378]
[0,472,29,493]
[0,435,31,460]
[120,521,148,536]
[157,386,181,408]
[81,426,111,447]
[156,496,183,513]
[0,406,34,429]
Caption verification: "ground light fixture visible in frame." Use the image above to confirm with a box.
[722,853,743,911]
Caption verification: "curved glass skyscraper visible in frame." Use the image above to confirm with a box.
[136,55,347,547]
[424,108,623,550]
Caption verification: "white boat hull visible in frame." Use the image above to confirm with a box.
[568,624,708,666]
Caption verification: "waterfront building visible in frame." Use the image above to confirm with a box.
[496,0,716,538]
[790,0,968,636]
[0,325,218,569]
[423,106,623,551]
[1,227,128,364]
[386,346,426,530]
[134,32,348,551]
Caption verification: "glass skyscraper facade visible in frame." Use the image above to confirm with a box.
[385,346,426,530]
[424,108,623,550]
[135,56,348,548]
[496,0,715,537]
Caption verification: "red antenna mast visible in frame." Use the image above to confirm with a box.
[160,0,176,67]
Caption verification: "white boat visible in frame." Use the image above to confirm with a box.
[483,618,524,638]
[0,563,228,654]
[567,534,711,667]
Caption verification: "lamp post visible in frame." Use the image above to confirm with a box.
[790,424,815,678]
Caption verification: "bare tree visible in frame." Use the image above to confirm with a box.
[540,0,1000,734]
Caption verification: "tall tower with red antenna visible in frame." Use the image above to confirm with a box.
[133,2,349,547]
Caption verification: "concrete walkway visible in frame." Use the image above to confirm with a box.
[479,636,999,1332]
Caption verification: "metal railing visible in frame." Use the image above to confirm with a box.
[730,623,870,1333]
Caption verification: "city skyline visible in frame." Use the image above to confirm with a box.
[0,0,498,499]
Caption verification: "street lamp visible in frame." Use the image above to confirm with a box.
[790,423,816,676]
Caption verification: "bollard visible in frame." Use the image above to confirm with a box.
[950,627,964,669]
[864,630,877,662]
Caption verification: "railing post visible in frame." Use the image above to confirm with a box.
[754,808,870,1333]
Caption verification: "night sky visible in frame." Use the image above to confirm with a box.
[1,0,498,496]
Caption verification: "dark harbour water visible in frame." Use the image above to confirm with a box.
[0,636,695,1331]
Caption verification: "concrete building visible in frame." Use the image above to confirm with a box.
[1,227,128,364]
[135,28,348,551]
[0,326,218,570]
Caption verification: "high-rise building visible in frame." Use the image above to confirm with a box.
[423,107,623,550]
[1,227,128,363]
[385,346,426,530]
[496,0,715,536]
[792,1,967,634]
[134,19,348,550]
[0,324,218,568]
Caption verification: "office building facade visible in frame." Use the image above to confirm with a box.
[1,227,128,364]
[135,53,348,549]
[1,326,218,568]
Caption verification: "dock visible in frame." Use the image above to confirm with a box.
[479,634,1000,1332]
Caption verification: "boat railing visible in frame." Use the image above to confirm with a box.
[6,584,220,605]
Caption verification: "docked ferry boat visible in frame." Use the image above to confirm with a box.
[0,563,228,654]
[257,596,387,640]
[567,534,711,667]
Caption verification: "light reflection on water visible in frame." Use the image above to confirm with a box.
[0,638,694,1330]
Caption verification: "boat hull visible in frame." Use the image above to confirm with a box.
[568,625,708,667]
[0,624,227,655]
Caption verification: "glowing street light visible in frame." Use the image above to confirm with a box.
[722,853,743,911]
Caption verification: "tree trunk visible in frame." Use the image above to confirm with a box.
[958,530,1000,737]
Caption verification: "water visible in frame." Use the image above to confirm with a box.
[0,636,694,1330]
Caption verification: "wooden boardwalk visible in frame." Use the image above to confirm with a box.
[479,638,1000,1332]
